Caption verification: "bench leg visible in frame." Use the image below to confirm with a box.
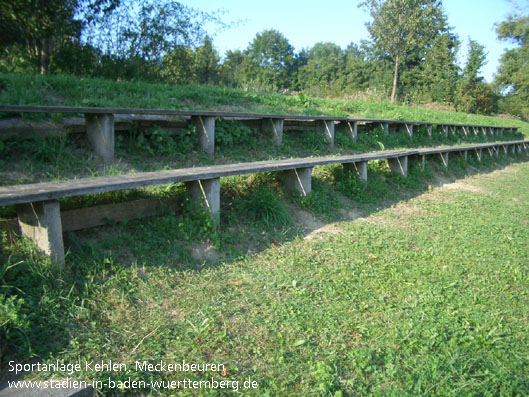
[343,161,367,185]
[185,178,220,221]
[192,116,215,156]
[388,156,408,177]
[16,200,64,266]
[440,152,449,168]
[262,118,284,146]
[317,120,334,146]
[85,113,114,161]
[283,167,312,196]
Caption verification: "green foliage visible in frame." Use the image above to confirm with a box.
[495,14,529,119]
[292,177,342,218]
[242,29,296,91]
[215,119,257,148]
[297,42,346,96]
[360,0,450,102]
[236,185,290,228]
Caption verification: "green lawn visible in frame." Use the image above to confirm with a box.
[2,151,529,395]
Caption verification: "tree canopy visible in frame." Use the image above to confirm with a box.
[360,0,450,103]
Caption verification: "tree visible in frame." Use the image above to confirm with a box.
[495,14,529,118]
[243,30,295,91]
[297,42,346,95]
[454,39,495,114]
[192,35,220,84]
[417,33,459,103]
[360,0,449,103]
[0,0,118,74]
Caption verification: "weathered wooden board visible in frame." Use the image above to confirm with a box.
[0,150,415,206]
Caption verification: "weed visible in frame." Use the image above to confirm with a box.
[236,185,290,228]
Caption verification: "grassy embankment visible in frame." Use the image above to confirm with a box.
[1,73,529,395]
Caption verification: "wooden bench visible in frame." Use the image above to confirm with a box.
[1,139,528,266]
[0,105,520,161]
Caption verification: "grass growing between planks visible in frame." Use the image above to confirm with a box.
[2,152,529,395]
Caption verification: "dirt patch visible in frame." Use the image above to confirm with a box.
[190,241,219,263]
[440,181,486,194]
[287,203,325,232]
[304,224,344,240]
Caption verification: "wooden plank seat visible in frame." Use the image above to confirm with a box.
[0,105,520,160]
[1,139,528,266]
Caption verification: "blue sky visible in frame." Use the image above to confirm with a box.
[180,0,522,83]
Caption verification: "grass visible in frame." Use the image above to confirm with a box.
[2,73,529,395]
[1,72,528,135]
[2,149,529,395]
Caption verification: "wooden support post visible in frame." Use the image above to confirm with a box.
[481,126,487,136]
[462,126,468,136]
[503,145,508,156]
[317,120,335,146]
[343,161,367,185]
[388,156,408,177]
[463,150,468,161]
[444,125,449,138]
[16,200,65,266]
[440,152,449,168]
[192,116,215,156]
[85,113,114,161]
[421,155,426,171]
[185,178,221,221]
[262,118,284,146]
[427,125,433,138]
[283,167,313,196]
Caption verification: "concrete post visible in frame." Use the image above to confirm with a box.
[402,124,413,138]
[192,116,215,156]
[475,148,482,162]
[440,152,449,168]
[283,167,312,196]
[350,121,358,141]
[317,120,335,146]
[343,161,367,184]
[463,150,468,161]
[379,122,389,135]
[262,118,284,146]
[340,121,357,142]
[185,178,220,221]
[427,125,433,138]
[85,113,114,161]
[388,156,408,177]
[16,200,64,266]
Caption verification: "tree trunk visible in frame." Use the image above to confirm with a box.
[39,38,50,75]
[391,54,399,104]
